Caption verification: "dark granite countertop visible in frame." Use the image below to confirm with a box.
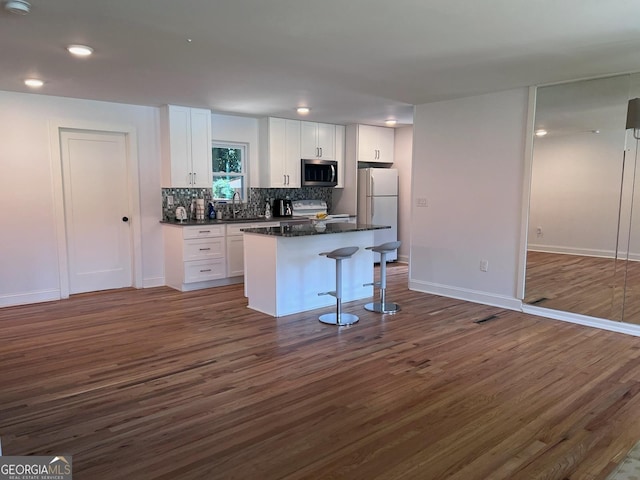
[241,223,390,237]
[160,217,286,226]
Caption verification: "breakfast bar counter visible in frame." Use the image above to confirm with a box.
[242,223,390,317]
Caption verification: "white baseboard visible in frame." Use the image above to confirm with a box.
[0,289,61,308]
[522,304,640,337]
[409,279,522,311]
[528,244,640,262]
[527,244,615,258]
[143,276,165,288]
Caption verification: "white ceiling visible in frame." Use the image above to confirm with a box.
[1,0,640,126]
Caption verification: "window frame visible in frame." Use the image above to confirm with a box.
[211,142,248,202]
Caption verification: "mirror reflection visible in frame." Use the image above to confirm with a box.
[525,73,640,323]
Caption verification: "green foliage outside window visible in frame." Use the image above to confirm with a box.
[212,146,245,200]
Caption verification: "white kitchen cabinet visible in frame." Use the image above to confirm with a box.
[335,125,345,188]
[357,124,395,163]
[300,121,336,160]
[161,105,212,187]
[163,225,227,291]
[226,222,280,279]
[259,117,301,187]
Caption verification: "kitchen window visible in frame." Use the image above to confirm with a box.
[212,143,247,201]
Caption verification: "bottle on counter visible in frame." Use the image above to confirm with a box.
[264,198,272,219]
[208,202,216,220]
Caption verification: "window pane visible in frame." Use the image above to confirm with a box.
[212,147,243,173]
[213,175,244,200]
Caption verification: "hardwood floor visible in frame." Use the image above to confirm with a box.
[2,264,640,479]
[525,250,640,323]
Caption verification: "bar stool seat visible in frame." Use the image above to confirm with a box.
[318,246,359,326]
[364,241,401,314]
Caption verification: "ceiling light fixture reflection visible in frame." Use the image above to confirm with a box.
[535,129,548,137]
[4,0,31,15]
[67,44,94,57]
[24,78,44,88]
[296,107,310,115]
[385,119,397,126]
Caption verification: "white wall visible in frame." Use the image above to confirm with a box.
[0,90,163,307]
[410,89,528,309]
[393,126,413,262]
[528,130,624,257]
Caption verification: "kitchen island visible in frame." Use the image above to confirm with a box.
[242,223,390,317]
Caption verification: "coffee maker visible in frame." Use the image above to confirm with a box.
[272,198,293,217]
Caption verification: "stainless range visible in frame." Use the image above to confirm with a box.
[291,199,351,223]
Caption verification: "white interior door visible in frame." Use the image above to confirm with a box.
[61,130,132,294]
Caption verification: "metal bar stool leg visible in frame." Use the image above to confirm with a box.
[319,247,360,326]
[364,241,401,314]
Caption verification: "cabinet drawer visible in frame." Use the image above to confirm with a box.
[183,225,225,239]
[184,238,224,261]
[226,223,253,236]
[226,222,281,236]
[184,259,226,283]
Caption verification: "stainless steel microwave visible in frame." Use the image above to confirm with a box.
[301,159,338,187]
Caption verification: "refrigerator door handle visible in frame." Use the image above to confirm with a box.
[370,176,374,197]
[370,196,374,219]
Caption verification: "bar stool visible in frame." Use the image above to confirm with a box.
[318,246,360,326]
[364,241,401,314]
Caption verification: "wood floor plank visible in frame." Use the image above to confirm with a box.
[2,264,640,478]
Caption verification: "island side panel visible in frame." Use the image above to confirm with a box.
[244,233,278,316]
[244,229,375,318]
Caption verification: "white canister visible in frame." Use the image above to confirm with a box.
[195,199,205,220]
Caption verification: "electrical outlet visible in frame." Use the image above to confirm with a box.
[536,226,543,238]
[479,259,489,272]
[167,195,174,207]
[416,197,428,207]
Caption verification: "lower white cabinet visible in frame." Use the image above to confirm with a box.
[164,222,282,291]
[164,225,228,291]
[226,222,280,279]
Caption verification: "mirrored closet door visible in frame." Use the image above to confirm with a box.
[525,72,640,324]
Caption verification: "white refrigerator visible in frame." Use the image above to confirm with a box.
[357,168,398,262]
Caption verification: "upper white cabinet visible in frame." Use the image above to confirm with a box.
[356,124,395,163]
[300,121,336,160]
[335,125,345,189]
[259,117,301,188]
[161,105,212,188]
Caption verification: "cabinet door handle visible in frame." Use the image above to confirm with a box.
[283,174,287,185]
[200,269,212,273]
[199,247,211,251]
[287,174,290,185]
[319,147,323,157]
[193,172,197,183]
[198,230,210,233]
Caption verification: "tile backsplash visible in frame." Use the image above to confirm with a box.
[161,187,333,221]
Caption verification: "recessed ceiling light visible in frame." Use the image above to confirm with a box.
[4,0,31,15]
[385,119,397,126]
[67,44,94,57]
[535,129,548,137]
[592,129,600,134]
[24,78,44,88]
[296,107,310,115]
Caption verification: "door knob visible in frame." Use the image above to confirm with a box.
[122,216,129,222]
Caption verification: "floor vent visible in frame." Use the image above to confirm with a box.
[474,314,498,324]
[528,297,549,305]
